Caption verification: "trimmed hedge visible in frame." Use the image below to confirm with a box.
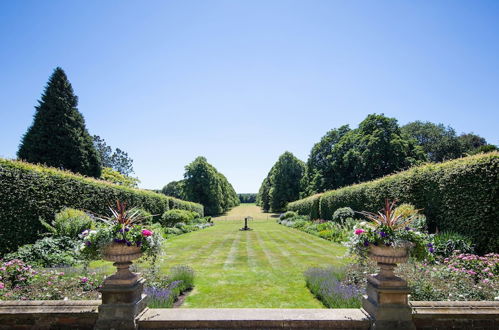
[0,158,203,255]
[288,153,499,253]
[288,193,322,219]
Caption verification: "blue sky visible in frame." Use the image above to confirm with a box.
[1,0,498,192]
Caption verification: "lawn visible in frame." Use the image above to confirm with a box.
[156,204,349,308]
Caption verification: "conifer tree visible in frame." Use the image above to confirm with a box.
[17,68,101,177]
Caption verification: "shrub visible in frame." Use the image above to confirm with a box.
[279,211,297,220]
[332,207,354,224]
[4,237,80,268]
[290,153,499,253]
[161,209,198,227]
[0,158,203,255]
[40,208,95,239]
[394,203,427,232]
[432,231,474,258]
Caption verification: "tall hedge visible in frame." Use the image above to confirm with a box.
[0,158,203,255]
[288,153,499,253]
[287,193,322,219]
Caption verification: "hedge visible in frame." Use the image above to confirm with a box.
[288,153,499,253]
[287,193,322,219]
[0,158,203,255]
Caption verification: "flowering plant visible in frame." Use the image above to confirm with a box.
[79,201,163,260]
[347,200,433,261]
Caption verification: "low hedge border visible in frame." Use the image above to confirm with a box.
[0,158,203,255]
[288,153,499,253]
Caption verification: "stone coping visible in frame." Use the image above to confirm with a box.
[411,301,499,314]
[139,308,371,329]
[0,300,100,314]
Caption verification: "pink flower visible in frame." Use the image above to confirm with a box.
[354,229,365,235]
[141,229,153,237]
[80,277,88,284]
[0,282,4,289]
[47,281,52,285]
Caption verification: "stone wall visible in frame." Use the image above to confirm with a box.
[0,300,498,329]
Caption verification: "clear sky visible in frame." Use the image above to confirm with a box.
[1,0,498,192]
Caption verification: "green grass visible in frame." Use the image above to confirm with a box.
[91,204,349,307]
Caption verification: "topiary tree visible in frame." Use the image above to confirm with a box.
[17,67,101,177]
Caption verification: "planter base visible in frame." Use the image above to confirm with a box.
[362,261,415,330]
[95,277,148,330]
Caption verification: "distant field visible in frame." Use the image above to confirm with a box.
[213,203,278,221]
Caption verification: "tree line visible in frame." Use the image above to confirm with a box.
[257,113,497,212]
[161,157,239,215]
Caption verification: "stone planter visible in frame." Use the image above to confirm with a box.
[362,244,416,329]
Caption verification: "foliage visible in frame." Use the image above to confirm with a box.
[287,193,322,219]
[278,214,353,244]
[458,133,488,154]
[161,209,197,227]
[101,167,140,187]
[0,259,36,290]
[183,156,239,215]
[288,153,499,254]
[238,193,257,203]
[92,135,134,175]
[332,207,354,224]
[143,265,195,308]
[304,266,364,308]
[161,180,185,199]
[431,231,475,258]
[279,211,297,220]
[343,259,499,301]
[443,252,498,284]
[4,237,80,268]
[393,203,427,232]
[79,201,163,260]
[303,114,426,195]
[17,67,101,178]
[40,208,95,239]
[256,176,271,212]
[348,200,433,261]
[0,265,104,301]
[257,152,305,212]
[0,158,202,255]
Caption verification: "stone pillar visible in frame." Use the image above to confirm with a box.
[95,260,148,330]
[362,261,415,330]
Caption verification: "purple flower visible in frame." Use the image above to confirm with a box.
[85,241,91,246]
[380,231,387,238]
[373,242,379,246]
[427,243,433,247]
[124,227,130,232]
[126,241,132,246]
[429,247,435,253]
[405,227,411,231]
[114,238,121,243]
[136,241,142,247]
[363,241,369,247]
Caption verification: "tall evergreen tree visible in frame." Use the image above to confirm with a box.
[17,68,101,177]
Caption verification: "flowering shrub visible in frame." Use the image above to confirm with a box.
[79,201,163,260]
[348,200,433,261]
[0,265,104,300]
[443,252,498,284]
[0,259,36,290]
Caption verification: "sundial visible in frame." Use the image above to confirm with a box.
[240,216,253,231]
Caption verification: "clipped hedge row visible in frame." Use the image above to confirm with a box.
[288,153,499,253]
[0,158,203,255]
[288,193,322,219]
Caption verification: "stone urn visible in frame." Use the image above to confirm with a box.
[102,243,143,286]
[363,244,416,329]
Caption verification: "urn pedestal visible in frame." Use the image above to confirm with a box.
[95,244,148,330]
[362,246,415,330]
